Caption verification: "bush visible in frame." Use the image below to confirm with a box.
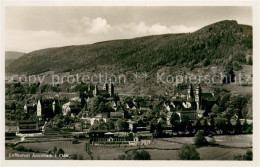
[56,148,64,156]
[234,150,252,160]
[52,146,57,154]
[194,130,208,146]
[133,150,151,160]
[71,154,78,160]
[16,145,27,152]
[47,149,52,154]
[242,119,252,134]
[178,144,200,160]
[118,153,133,160]
[7,143,15,149]
[244,150,253,160]
[15,145,34,152]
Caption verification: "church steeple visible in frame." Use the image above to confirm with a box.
[109,83,114,97]
[93,84,98,97]
[195,84,202,110]
[103,82,109,91]
[52,100,56,113]
[187,84,194,101]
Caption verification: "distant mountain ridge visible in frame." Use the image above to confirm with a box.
[5,51,25,66]
[6,20,252,75]
[5,51,25,59]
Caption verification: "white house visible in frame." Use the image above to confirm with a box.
[62,101,80,116]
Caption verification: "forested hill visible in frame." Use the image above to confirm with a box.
[6,20,252,75]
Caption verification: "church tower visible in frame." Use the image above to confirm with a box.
[52,100,56,114]
[93,84,98,97]
[187,84,194,101]
[109,83,114,97]
[87,84,91,92]
[24,104,28,113]
[195,84,202,111]
[103,82,109,91]
[37,100,42,117]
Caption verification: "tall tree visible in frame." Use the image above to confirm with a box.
[178,144,200,160]
[170,113,180,133]
[194,130,208,146]
[223,61,235,84]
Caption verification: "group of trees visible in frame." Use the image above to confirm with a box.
[194,130,208,146]
[116,146,252,160]
[117,150,151,160]
[47,146,65,157]
[70,153,84,160]
[213,89,250,119]
[5,81,84,97]
[223,61,236,84]
[234,150,253,160]
[212,116,252,134]
[49,113,77,129]
[149,109,252,137]
[178,145,200,160]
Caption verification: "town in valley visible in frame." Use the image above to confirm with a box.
[4,6,253,160]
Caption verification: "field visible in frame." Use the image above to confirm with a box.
[216,65,253,96]
[6,134,252,160]
[6,139,92,160]
[90,134,252,160]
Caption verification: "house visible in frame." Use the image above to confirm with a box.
[114,131,130,137]
[110,103,125,119]
[110,111,124,118]
[87,130,151,146]
[24,103,36,114]
[164,101,176,112]
[86,129,108,138]
[62,101,81,116]
[166,111,173,125]
[129,136,151,146]
[89,114,107,125]
[110,100,119,110]
[125,101,134,109]
[128,120,138,132]
[139,101,152,111]
[175,110,198,122]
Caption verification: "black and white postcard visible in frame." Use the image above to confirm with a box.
[1,1,259,167]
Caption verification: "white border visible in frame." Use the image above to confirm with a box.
[0,1,259,167]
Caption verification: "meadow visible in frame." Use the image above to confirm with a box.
[6,134,252,160]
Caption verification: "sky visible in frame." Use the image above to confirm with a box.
[5,6,252,53]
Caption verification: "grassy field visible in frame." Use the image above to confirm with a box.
[8,140,92,160]
[198,147,250,160]
[6,134,252,160]
[218,84,252,96]
[213,135,252,148]
[90,134,252,160]
[215,64,252,96]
